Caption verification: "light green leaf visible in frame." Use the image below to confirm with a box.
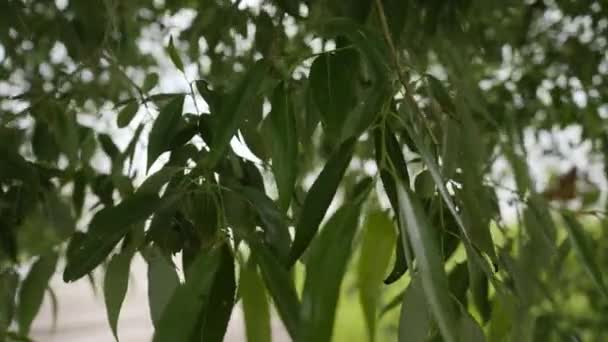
[152,246,222,342]
[147,95,185,170]
[240,263,271,342]
[63,193,163,282]
[167,36,184,72]
[18,252,58,335]
[268,82,298,211]
[104,251,132,341]
[247,235,300,339]
[358,210,396,341]
[288,137,356,266]
[398,278,431,342]
[146,248,180,327]
[116,102,139,128]
[562,213,608,298]
[395,181,459,342]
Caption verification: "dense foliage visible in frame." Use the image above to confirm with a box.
[2,0,608,341]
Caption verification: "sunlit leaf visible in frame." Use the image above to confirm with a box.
[240,262,271,342]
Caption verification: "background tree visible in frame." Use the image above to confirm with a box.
[1,0,608,341]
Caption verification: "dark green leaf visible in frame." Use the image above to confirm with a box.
[309,50,360,138]
[167,36,184,72]
[0,269,19,331]
[197,244,235,342]
[152,246,222,342]
[142,73,159,93]
[104,251,132,340]
[18,252,58,335]
[63,193,163,282]
[289,137,356,265]
[204,60,272,169]
[116,102,139,128]
[240,262,271,342]
[395,181,459,342]
[268,83,298,210]
[299,184,370,342]
[147,95,185,170]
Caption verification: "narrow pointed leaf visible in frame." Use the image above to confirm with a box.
[147,95,185,170]
[152,246,221,342]
[63,192,163,282]
[104,251,132,340]
[240,263,271,342]
[358,210,396,341]
[562,213,608,298]
[395,182,459,342]
[289,137,356,265]
[18,252,58,335]
[146,248,180,327]
[268,83,297,210]
[398,278,431,342]
[116,102,139,128]
[167,36,184,72]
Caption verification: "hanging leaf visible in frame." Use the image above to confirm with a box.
[152,246,221,342]
[116,102,139,128]
[146,248,180,327]
[299,181,371,342]
[309,49,360,138]
[204,60,272,169]
[384,233,408,284]
[103,251,132,341]
[167,36,184,72]
[395,181,459,342]
[18,252,58,335]
[196,244,235,342]
[0,269,19,332]
[246,234,300,339]
[147,95,185,170]
[268,82,298,211]
[358,210,396,341]
[63,192,164,282]
[240,262,271,342]
[562,213,608,298]
[398,277,431,342]
[289,137,356,265]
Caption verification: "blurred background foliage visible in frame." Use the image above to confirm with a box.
[1,0,608,341]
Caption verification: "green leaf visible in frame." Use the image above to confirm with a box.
[268,83,298,210]
[167,36,184,72]
[234,185,292,263]
[0,269,19,332]
[142,73,159,93]
[18,252,58,335]
[63,192,163,282]
[240,263,271,342]
[398,277,431,342]
[247,235,300,339]
[146,248,180,327]
[299,183,371,342]
[289,137,356,265]
[152,246,222,342]
[358,210,396,341]
[414,170,435,198]
[103,251,132,341]
[196,244,236,342]
[116,102,139,128]
[384,233,408,284]
[395,181,459,342]
[562,213,608,298]
[309,50,360,138]
[147,95,185,170]
[204,60,272,169]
